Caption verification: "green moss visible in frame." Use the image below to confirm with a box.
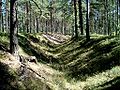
[0,33,120,89]
[0,53,6,60]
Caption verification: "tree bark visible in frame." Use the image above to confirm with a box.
[50,10,53,33]
[26,1,29,33]
[86,0,90,41]
[36,16,39,33]
[5,0,9,32]
[0,0,2,31]
[10,0,19,60]
[74,0,78,38]
[2,13,4,32]
[116,0,119,35]
[29,1,32,33]
[78,0,83,35]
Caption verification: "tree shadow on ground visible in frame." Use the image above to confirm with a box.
[18,35,58,63]
[54,37,120,81]
[58,37,113,62]
[57,37,114,63]
[97,77,120,90]
[0,61,52,90]
[66,44,120,80]
[0,62,19,90]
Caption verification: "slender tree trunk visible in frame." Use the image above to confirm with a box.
[38,16,41,32]
[26,1,29,33]
[0,0,2,32]
[8,11,10,33]
[78,0,83,35]
[29,1,32,33]
[5,0,9,32]
[104,0,107,35]
[49,1,53,33]
[89,2,94,34]
[33,15,35,33]
[108,18,110,35]
[2,14,4,32]
[16,2,18,33]
[116,0,119,35]
[22,16,25,33]
[74,0,78,38]
[1,0,4,32]
[106,0,109,35]
[55,20,58,33]
[64,21,67,35]
[41,18,43,32]
[61,18,63,34]
[45,20,47,33]
[10,0,19,60]
[86,0,90,41]
[36,16,39,33]
[50,11,53,33]
[63,14,65,35]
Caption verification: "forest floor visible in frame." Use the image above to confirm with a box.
[0,33,120,90]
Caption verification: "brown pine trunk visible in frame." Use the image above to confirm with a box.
[10,0,19,60]
[86,0,90,41]
[29,1,32,33]
[5,0,9,32]
[0,0,2,31]
[50,11,53,33]
[26,1,29,33]
[33,15,35,33]
[116,0,119,35]
[78,0,83,35]
[61,19,63,34]
[2,13,4,32]
[36,16,39,33]
[74,0,78,38]
[45,20,48,33]
[49,1,53,33]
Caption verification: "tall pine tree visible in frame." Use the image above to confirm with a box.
[10,0,19,60]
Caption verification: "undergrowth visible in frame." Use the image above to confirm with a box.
[0,33,120,90]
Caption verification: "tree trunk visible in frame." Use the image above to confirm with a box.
[32,15,35,33]
[45,20,48,33]
[50,11,53,33]
[36,16,39,33]
[116,0,119,35]
[10,0,19,60]
[29,1,32,33]
[104,0,107,35]
[74,0,78,38]
[78,0,83,35]
[5,0,9,32]
[86,0,90,41]
[2,14,4,32]
[0,0,2,31]
[26,1,29,33]
[61,18,63,34]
